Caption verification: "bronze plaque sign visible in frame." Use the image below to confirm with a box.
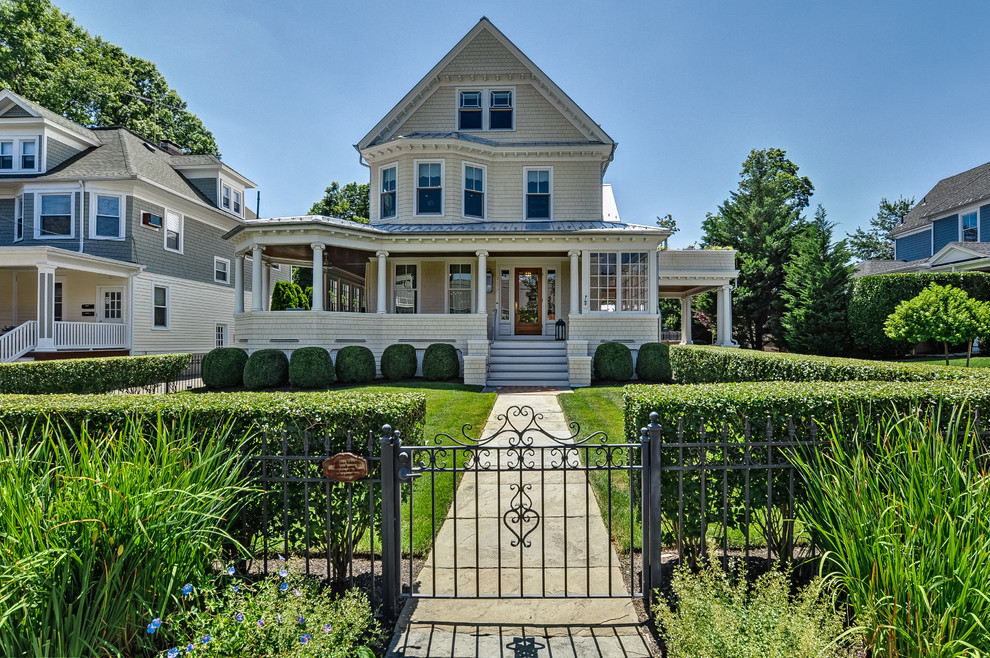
[322,452,369,483]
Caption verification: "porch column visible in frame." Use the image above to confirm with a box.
[36,265,56,350]
[680,296,693,345]
[717,284,734,346]
[568,250,580,316]
[376,250,389,313]
[648,249,659,315]
[234,255,244,314]
[262,265,270,311]
[310,243,325,311]
[476,250,488,314]
[251,245,264,311]
[581,250,591,313]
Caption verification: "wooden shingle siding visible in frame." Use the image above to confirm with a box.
[933,215,958,252]
[1,105,32,118]
[187,177,218,206]
[895,230,932,261]
[440,29,529,77]
[45,137,80,170]
[981,204,990,242]
[0,198,14,245]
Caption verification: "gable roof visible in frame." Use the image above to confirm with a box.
[357,18,613,151]
[929,241,990,266]
[891,161,990,237]
[0,89,100,145]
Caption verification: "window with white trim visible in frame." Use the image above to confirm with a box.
[328,279,338,311]
[448,263,472,314]
[21,140,35,169]
[963,212,978,242]
[620,253,649,311]
[416,161,443,215]
[380,164,397,219]
[352,286,361,312]
[0,141,11,170]
[164,211,183,252]
[463,163,485,219]
[214,257,230,284]
[458,91,482,130]
[38,193,72,237]
[221,184,231,211]
[92,193,123,239]
[0,137,37,172]
[489,90,513,129]
[14,195,23,242]
[525,168,551,220]
[216,324,227,347]
[590,252,650,312]
[233,190,242,215]
[341,282,350,313]
[153,285,169,328]
[456,88,514,131]
[394,264,418,313]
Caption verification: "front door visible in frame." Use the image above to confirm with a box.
[98,286,124,323]
[514,268,542,335]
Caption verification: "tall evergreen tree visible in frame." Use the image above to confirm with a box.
[780,206,853,356]
[847,196,914,261]
[701,148,813,349]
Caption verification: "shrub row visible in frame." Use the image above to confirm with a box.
[668,344,990,385]
[593,342,672,383]
[0,353,191,394]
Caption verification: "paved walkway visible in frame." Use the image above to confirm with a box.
[387,391,654,657]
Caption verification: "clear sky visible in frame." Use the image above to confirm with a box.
[56,0,990,248]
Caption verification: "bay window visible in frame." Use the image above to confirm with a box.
[416,161,443,215]
[38,193,72,237]
[380,164,397,219]
[463,163,485,219]
[93,194,123,239]
[590,252,649,312]
[525,168,551,220]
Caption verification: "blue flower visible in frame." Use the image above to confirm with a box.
[146,623,156,634]
[168,649,179,658]
[152,617,162,629]
[294,588,302,597]
[226,566,235,576]
[277,614,282,624]
[235,612,245,623]
[323,623,332,634]
[279,568,288,578]
[202,634,211,644]
[297,614,305,625]
[232,585,240,593]
[280,581,289,592]
[181,583,193,597]
[185,644,194,654]
[257,618,265,628]
[300,634,311,645]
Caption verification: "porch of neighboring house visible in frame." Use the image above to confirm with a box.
[0,247,139,362]
[657,248,740,347]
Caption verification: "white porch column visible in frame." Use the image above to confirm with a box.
[234,255,244,314]
[250,245,264,311]
[568,250,580,316]
[581,250,591,313]
[262,265,270,311]
[717,284,734,346]
[376,250,389,313]
[680,295,693,345]
[310,243,325,311]
[648,249,659,315]
[476,250,488,314]
[36,265,56,350]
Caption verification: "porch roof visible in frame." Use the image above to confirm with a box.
[0,246,143,277]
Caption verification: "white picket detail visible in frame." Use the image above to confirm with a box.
[0,321,38,362]
[53,322,128,350]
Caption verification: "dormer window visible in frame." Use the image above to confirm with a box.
[0,142,11,169]
[222,184,231,210]
[21,141,35,169]
[233,190,242,215]
[0,137,38,172]
[456,87,515,131]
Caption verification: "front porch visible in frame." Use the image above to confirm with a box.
[0,247,139,362]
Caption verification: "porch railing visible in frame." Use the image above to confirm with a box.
[0,321,38,362]
[54,321,128,350]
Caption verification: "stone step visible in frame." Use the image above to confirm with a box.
[489,355,568,366]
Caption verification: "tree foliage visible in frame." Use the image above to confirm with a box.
[0,0,218,154]
[884,283,990,366]
[701,148,814,349]
[781,206,853,356]
[847,196,914,261]
[309,181,370,223]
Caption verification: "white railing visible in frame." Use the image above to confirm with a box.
[54,321,128,350]
[0,321,38,362]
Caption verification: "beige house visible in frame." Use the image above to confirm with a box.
[225,18,737,387]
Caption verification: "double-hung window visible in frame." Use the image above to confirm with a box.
[963,212,978,242]
[590,252,650,312]
[221,184,231,211]
[21,141,35,169]
[153,285,169,328]
[38,193,72,237]
[14,196,23,242]
[216,324,227,347]
[341,283,350,312]
[416,161,443,215]
[489,90,513,129]
[457,88,514,131]
[93,194,123,239]
[394,264,418,313]
[459,91,483,130]
[214,257,230,284]
[233,190,242,215]
[0,138,38,172]
[448,264,472,313]
[328,279,338,311]
[0,142,12,169]
[164,211,183,253]
[380,165,397,219]
[525,168,551,220]
[463,163,485,219]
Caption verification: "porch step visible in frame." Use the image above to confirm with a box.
[487,339,569,387]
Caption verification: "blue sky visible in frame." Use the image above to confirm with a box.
[57,0,990,247]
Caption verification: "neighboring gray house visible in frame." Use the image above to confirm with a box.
[857,161,990,277]
[0,89,287,362]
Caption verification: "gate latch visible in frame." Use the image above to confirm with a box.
[397,449,422,482]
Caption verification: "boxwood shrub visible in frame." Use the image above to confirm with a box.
[381,344,417,381]
[243,349,289,390]
[669,344,990,385]
[289,346,334,388]
[635,342,671,382]
[422,343,458,381]
[849,272,990,358]
[0,353,190,395]
[335,346,376,384]
[594,342,634,381]
[202,347,249,389]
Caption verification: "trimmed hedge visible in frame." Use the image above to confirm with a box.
[381,344,417,381]
[202,347,248,389]
[0,353,190,394]
[636,342,671,383]
[669,344,990,385]
[270,281,309,311]
[594,342,634,381]
[335,346,376,384]
[849,272,990,358]
[243,349,289,390]
[288,346,334,389]
[422,343,459,381]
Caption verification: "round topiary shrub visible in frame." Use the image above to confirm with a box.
[335,346,376,384]
[243,349,289,390]
[202,347,249,389]
[422,343,459,381]
[289,346,334,389]
[381,344,417,381]
[593,342,634,382]
[635,342,672,383]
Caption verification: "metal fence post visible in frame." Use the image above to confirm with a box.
[380,424,401,621]
[639,423,652,607]
[647,412,663,605]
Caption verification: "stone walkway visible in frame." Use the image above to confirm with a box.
[387,391,654,657]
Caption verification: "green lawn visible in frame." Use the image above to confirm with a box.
[897,355,990,368]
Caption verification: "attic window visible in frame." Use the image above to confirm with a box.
[457,87,515,131]
[489,90,513,129]
[459,91,482,130]
[0,137,37,172]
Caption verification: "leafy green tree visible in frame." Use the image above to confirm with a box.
[309,182,370,223]
[847,196,914,261]
[781,206,853,356]
[701,148,814,349]
[0,0,218,154]
[292,266,313,289]
[884,283,990,366]
[270,281,309,311]
[656,213,678,249]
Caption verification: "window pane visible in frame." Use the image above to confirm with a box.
[96,195,119,216]
[464,191,483,218]
[490,91,512,108]
[0,142,11,169]
[381,191,396,218]
[0,142,10,155]
[418,188,442,214]
[449,289,471,313]
[590,253,617,312]
[489,109,513,129]
[459,91,481,108]
[154,287,167,306]
[382,167,396,192]
[154,308,167,327]
[41,216,71,236]
[449,264,471,289]
[42,195,71,215]
[21,141,35,155]
[527,195,549,219]
[395,264,418,313]
[96,215,120,237]
[620,252,648,312]
[963,213,978,241]
[166,231,179,250]
[547,270,556,320]
[459,110,481,130]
